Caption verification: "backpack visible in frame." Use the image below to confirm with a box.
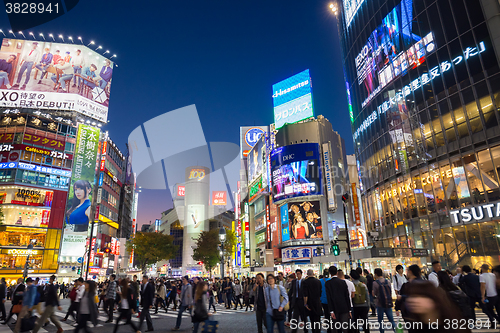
[375,279,393,308]
[449,289,473,319]
[69,287,77,301]
[353,282,367,305]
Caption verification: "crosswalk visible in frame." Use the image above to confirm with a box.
[0,303,496,332]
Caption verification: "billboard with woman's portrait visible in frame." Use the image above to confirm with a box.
[60,124,100,257]
[288,200,322,240]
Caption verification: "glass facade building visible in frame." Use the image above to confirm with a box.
[339,0,500,270]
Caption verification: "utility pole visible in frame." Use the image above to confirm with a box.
[341,193,352,271]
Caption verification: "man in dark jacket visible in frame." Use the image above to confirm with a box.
[364,269,376,316]
[2,278,25,324]
[289,269,307,333]
[303,269,323,333]
[139,275,155,332]
[459,265,482,321]
[0,277,6,321]
[325,266,351,333]
[33,275,62,333]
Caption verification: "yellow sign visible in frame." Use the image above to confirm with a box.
[188,169,205,181]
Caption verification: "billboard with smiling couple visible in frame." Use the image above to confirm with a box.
[0,38,114,122]
[59,124,100,257]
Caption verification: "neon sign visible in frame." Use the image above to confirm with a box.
[353,42,486,140]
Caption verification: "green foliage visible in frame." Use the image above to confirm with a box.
[126,231,178,272]
[223,228,237,258]
[192,229,220,276]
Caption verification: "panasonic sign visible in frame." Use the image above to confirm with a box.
[450,201,500,224]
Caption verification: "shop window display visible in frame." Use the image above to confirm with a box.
[478,221,500,257]
[462,153,486,204]
[0,253,42,269]
[0,228,46,247]
[465,223,484,257]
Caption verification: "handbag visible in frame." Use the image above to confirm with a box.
[201,319,218,333]
[268,287,285,322]
[12,303,22,314]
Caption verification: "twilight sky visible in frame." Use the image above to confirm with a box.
[0,0,353,227]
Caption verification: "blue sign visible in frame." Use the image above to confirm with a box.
[271,143,322,202]
[77,257,84,264]
[244,127,265,147]
[272,69,312,107]
[0,162,17,169]
[281,204,290,242]
[237,243,241,267]
[18,162,72,177]
[99,173,103,187]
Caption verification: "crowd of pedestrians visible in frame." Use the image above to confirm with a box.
[0,262,499,333]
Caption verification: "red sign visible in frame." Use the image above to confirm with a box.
[14,144,72,159]
[11,200,43,206]
[44,191,53,207]
[9,152,18,161]
[177,185,185,197]
[22,133,65,151]
[110,238,117,255]
[94,205,100,220]
[41,210,50,226]
[351,183,361,227]
[115,241,120,256]
[212,191,227,205]
[101,141,108,155]
[0,133,14,143]
[89,267,100,274]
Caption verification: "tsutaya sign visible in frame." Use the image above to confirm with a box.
[353,42,486,140]
[450,201,500,224]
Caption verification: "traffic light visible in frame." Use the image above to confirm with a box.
[331,243,340,256]
[197,261,203,265]
[77,267,81,275]
[342,193,349,203]
[104,248,111,254]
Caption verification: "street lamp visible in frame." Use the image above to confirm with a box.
[219,227,226,278]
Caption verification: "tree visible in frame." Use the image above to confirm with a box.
[126,231,178,273]
[192,229,220,277]
[223,228,238,259]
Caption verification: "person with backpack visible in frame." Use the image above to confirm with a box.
[32,275,63,333]
[13,277,37,333]
[351,270,370,333]
[458,265,481,321]
[63,278,84,322]
[303,269,322,333]
[392,265,407,297]
[437,271,473,320]
[372,268,396,333]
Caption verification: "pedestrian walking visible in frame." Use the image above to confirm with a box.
[243,277,252,311]
[363,269,376,316]
[233,279,243,310]
[154,280,166,314]
[325,266,351,333]
[319,270,331,333]
[13,277,36,333]
[105,274,118,323]
[32,275,63,333]
[428,261,441,287]
[284,273,295,328]
[74,280,99,333]
[208,283,216,313]
[265,274,288,333]
[172,275,193,331]
[139,276,155,332]
[166,281,177,311]
[254,273,268,333]
[0,278,6,321]
[392,265,407,297]
[406,281,471,332]
[2,278,25,325]
[351,270,370,333]
[303,269,322,333]
[289,269,307,333]
[224,277,233,309]
[479,263,500,323]
[113,278,140,333]
[372,268,397,333]
[192,281,211,333]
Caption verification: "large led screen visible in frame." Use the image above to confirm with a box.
[0,39,114,122]
[60,124,100,257]
[288,200,322,240]
[271,143,322,202]
[272,69,314,129]
[248,134,266,185]
[355,0,435,107]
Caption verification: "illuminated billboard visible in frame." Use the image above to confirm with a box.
[240,126,267,158]
[60,124,100,257]
[0,38,114,122]
[288,200,322,240]
[248,134,266,185]
[272,69,314,129]
[343,0,366,27]
[354,0,435,106]
[212,191,227,205]
[271,143,322,202]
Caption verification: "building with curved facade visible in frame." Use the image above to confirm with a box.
[338,0,500,270]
